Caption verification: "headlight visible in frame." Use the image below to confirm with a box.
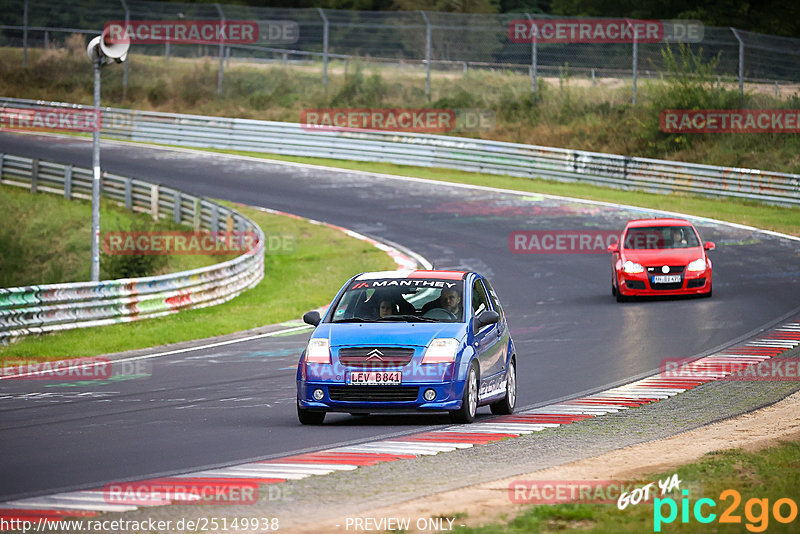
[623,260,644,274]
[305,338,330,364]
[687,258,707,272]
[422,338,459,364]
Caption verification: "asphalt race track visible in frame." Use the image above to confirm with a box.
[1,133,799,501]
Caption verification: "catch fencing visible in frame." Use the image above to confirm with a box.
[0,150,265,342]
[1,1,799,101]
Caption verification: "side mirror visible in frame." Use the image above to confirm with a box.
[303,310,321,327]
[607,243,619,253]
[473,310,500,331]
[704,241,715,251]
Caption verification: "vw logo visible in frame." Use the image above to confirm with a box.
[661,265,670,273]
[365,349,384,361]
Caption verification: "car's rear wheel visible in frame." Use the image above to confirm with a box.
[490,358,516,415]
[297,401,325,425]
[450,362,478,424]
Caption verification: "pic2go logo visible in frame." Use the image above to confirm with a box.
[654,489,798,532]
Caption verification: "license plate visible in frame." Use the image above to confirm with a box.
[652,275,682,283]
[347,371,402,385]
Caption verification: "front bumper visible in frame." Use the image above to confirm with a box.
[618,270,711,296]
[297,365,465,412]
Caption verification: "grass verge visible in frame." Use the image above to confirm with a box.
[0,184,226,287]
[0,201,397,360]
[456,438,800,533]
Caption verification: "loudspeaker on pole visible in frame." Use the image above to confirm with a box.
[87,28,130,64]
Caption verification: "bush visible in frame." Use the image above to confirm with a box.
[65,33,85,58]
[643,44,742,155]
[100,215,168,280]
[331,63,388,107]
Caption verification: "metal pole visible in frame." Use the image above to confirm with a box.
[91,60,102,281]
[632,39,638,105]
[627,19,638,105]
[420,11,431,99]
[524,13,537,98]
[120,0,129,96]
[22,0,28,68]
[731,28,744,106]
[317,8,329,89]
[215,3,225,95]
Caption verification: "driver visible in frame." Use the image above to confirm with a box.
[368,289,410,318]
[671,228,687,247]
[421,288,462,316]
[378,299,397,318]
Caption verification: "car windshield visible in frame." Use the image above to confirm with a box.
[330,278,465,323]
[624,225,700,250]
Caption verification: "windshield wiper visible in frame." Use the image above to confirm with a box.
[334,316,375,323]
[377,314,438,323]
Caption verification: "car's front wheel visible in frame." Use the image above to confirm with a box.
[490,358,516,415]
[450,362,479,424]
[615,279,628,302]
[297,401,325,425]
[702,283,713,298]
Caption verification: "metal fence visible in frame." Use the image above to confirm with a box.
[1,0,799,101]
[0,151,265,342]
[2,96,797,207]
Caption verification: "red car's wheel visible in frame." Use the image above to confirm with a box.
[702,283,713,298]
[615,277,628,302]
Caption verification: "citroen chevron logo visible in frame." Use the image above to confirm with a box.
[365,349,384,361]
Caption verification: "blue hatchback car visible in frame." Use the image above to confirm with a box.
[296,270,517,424]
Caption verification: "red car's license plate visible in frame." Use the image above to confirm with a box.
[652,275,682,283]
[347,371,402,385]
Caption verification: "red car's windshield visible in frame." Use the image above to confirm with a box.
[624,226,700,250]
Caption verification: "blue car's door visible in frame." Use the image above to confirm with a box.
[469,278,505,399]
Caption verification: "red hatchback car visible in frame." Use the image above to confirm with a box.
[608,218,715,302]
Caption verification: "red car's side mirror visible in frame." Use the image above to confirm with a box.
[704,241,715,251]
[607,243,619,253]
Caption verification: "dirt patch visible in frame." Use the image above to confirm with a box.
[285,389,800,533]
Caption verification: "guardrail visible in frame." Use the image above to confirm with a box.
[2,97,797,207]
[0,152,265,342]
